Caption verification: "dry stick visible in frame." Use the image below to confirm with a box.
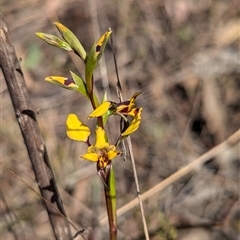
[110,35,150,240]
[100,129,240,225]
[126,137,150,240]
[0,16,72,240]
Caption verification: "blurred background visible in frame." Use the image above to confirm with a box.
[1,0,239,239]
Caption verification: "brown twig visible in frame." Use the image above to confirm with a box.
[0,15,72,240]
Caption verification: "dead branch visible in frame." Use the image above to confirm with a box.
[0,15,72,240]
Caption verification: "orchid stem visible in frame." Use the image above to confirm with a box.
[104,166,117,240]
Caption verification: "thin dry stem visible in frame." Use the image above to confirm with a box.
[126,136,150,240]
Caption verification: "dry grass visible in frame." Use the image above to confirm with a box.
[1,0,240,239]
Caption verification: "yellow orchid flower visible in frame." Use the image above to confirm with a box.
[82,127,121,169]
[88,92,141,118]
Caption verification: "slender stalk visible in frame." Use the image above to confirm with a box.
[110,32,147,239]
[87,74,96,108]
[126,137,150,240]
[97,157,117,240]
[98,165,117,240]
[104,187,117,240]
[86,74,103,128]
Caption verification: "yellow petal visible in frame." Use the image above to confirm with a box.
[95,127,109,149]
[121,108,142,137]
[108,149,121,160]
[129,92,141,102]
[45,76,65,84]
[81,153,98,162]
[88,101,111,118]
[116,92,141,116]
[66,114,90,142]
[116,104,128,112]
[127,107,138,117]
[128,92,141,115]
[129,92,141,106]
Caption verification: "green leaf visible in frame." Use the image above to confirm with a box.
[70,71,99,105]
[36,32,73,51]
[54,22,87,60]
[101,91,108,103]
[69,71,88,97]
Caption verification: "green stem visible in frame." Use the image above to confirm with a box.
[87,75,95,108]
[104,166,117,240]
[87,75,103,127]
